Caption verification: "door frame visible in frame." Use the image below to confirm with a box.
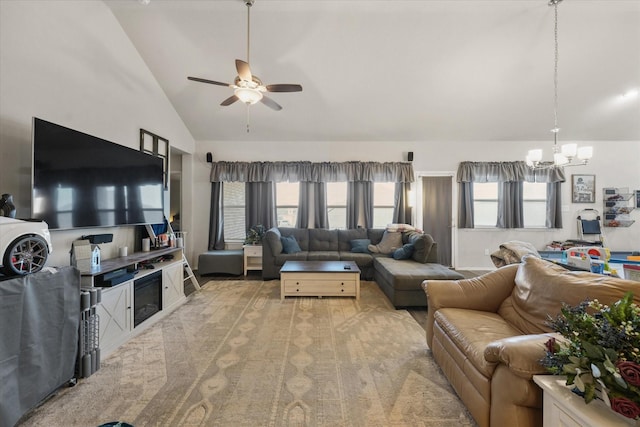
[414,171,458,268]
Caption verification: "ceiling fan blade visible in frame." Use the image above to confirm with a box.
[266,84,303,93]
[220,95,239,106]
[187,76,231,87]
[235,59,253,82]
[260,95,282,111]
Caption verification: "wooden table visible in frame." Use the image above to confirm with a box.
[279,260,360,301]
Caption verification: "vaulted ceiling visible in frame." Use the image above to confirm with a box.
[105,0,640,142]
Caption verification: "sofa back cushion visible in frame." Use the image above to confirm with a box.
[308,228,338,251]
[405,231,435,263]
[278,227,310,251]
[338,229,368,251]
[498,255,640,335]
[367,229,385,245]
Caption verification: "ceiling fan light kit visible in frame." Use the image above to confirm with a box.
[526,0,593,169]
[187,0,302,131]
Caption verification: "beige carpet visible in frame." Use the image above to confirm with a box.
[17,280,476,427]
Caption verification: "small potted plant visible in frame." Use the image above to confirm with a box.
[244,224,266,245]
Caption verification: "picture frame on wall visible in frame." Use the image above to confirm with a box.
[636,190,640,208]
[572,174,596,203]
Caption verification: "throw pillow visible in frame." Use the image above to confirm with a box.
[350,239,371,253]
[409,233,435,263]
[393,243,415,260]
[368,231,403,254]
[281,235,302,254]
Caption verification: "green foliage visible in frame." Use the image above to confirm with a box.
[541,292,640,420]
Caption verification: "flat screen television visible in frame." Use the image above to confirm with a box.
[32,118,165,229]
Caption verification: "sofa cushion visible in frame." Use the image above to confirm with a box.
[338,228,368,251]
[338,252,374,268]
[374,257,464,291]
[307,251,340,261]
[275,252,309,266]
[405,231,435,263]
[434,308,523,378]
[368,231,402,254]
[367,229,385,245]
[281,235,302,254]
[308,228,339,251]
[393,243,415,260]
[498,255,640,335]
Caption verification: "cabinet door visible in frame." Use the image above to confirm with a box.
[162,262,184,311]
[98,283,132,355]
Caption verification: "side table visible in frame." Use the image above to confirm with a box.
[243,245,263,276]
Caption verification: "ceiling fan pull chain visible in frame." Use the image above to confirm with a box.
[246,104,251,133]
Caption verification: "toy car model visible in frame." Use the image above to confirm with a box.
[0,217,52,276]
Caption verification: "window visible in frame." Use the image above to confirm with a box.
[473,183,498,227]
[223,182,245,241]
[276,182,299,227]
[523,182,547,227]
[326,182,347,229]
[373,182,395,228]
[473,182,548,228]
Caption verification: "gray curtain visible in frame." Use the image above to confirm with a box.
[392,182,412,225]
[457,161,565,229]
[210,161,414,183]
[245,182,276,230]
[208,182,225,250]
[546,182,563,228]
[347,181,373,228]
[296,182,328,228]
[497,181,524,228]
[457,182,474,228]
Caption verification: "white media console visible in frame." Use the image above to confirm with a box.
[80,247,186,358]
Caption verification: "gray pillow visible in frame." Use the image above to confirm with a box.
[409,233,435,263]
[368,231,402,254]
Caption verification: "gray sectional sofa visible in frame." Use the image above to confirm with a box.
[262,227,464,307]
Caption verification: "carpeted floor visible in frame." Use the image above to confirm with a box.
[17,280,477,427]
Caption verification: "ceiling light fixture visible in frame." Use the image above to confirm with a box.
[526,0,593,169]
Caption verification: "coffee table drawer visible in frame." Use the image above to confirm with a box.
[283,279,357,296]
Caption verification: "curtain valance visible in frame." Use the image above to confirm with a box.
[456,161,565,183]
[210,161,415,183]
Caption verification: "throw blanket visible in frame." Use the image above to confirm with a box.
[490,240,540,267]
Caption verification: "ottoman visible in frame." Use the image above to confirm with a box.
[198,250,243,276]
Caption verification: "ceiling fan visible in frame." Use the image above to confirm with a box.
[187,0,302,117]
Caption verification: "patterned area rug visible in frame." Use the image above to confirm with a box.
[18,280,476,427]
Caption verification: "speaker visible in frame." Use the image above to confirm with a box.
[81,234,113,244]
[408,151,414,162]
[206,152,213,163]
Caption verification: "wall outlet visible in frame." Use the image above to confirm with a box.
[484,248,490,256]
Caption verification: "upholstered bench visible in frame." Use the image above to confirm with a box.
[198,250,243,276]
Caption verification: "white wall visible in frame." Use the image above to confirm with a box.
[191,140,639,269]
[0,0,195,266]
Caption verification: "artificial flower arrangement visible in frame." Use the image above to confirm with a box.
[244,224,266,245]
[541,292,640,420]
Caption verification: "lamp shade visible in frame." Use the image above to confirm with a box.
[528,149,543,162]
[577,146,593,160]
[235,88,263,105]
[561,143,577,158]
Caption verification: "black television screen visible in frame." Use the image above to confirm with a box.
[32,118,165,229]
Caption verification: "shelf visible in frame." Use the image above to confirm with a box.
[603,188,636,228]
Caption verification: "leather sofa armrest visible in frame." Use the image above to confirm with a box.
[484,333,558,379]
[423,264,519,347]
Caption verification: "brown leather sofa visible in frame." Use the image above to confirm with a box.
[422,255,640,427]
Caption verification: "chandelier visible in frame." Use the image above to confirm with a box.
[526,0,593,169]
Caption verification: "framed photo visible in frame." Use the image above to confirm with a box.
[636,190,640,208]
[572,174,596,203]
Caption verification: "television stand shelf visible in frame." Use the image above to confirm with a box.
[79,247,186,358]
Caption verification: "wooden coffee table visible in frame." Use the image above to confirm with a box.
[279,260,361,301]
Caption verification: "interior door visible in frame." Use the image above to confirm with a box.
[421,176,454,267]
